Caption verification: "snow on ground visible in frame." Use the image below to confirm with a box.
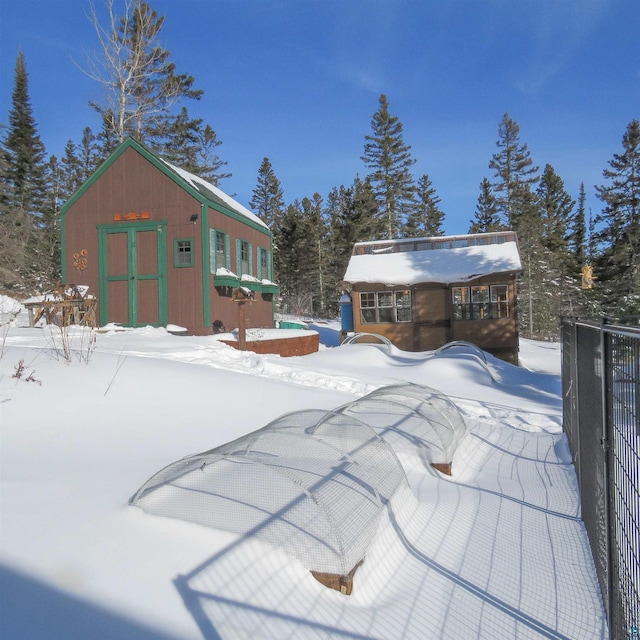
[0,307,606,639]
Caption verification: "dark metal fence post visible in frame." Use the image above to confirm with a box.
[601,318,615,636]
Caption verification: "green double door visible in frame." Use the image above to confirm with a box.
[98,222,167,327]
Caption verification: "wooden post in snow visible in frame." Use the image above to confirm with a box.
[238,301,247,350]
[232,287,254,351]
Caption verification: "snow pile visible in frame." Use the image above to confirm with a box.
[0,325,606,639]
[0,294,22,316]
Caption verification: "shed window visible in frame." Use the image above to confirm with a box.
[257,247,272,280]
[452,285,510,320]
[360,290,412,324]
[174,239,193,267]
[210,230,230,273]
[236,239,252,276]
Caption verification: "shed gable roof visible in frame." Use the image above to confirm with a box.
[343,232,522,286]
[60,137,269,235]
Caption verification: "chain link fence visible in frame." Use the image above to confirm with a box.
[562,317,640,640]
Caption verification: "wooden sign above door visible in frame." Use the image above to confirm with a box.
[113,211,151,221]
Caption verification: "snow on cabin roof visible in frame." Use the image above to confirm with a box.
[161,159,268,230]
[343,234,522,286]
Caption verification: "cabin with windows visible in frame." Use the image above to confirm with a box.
[60,137,278,335]
[342,231,522,363]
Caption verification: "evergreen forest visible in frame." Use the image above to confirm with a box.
[1,0,638,339]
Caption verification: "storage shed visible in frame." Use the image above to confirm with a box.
[60,138,278,335]
[342,231,523,363]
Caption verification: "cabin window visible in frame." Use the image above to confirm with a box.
[210,229,230,272]
[236,239,253,276]
[174,239,193,267]
[452,285,510,320]
[491,285,509,318]
[257,247,272,280]
[360,290,412,324]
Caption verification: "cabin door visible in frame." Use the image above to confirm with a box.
[98,222,167,327]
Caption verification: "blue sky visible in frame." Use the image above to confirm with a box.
[1,0,638,234]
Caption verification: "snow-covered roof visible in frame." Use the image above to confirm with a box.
[343,233,522,285]
[161,159,268,231]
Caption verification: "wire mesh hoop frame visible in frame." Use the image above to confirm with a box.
[340,332,393,348]
[130,408,408,586]
[338,382,466,469]
[130,384,467,594]
[434,340,488,364]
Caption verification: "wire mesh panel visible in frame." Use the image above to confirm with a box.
[606,330,640,638]
[575,323,610,612]
[338,383,466,465]
[562,317,640,639]
[130,408,408,577]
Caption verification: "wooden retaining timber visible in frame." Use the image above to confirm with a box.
[311,559,364,595]
[221,332,319,357]
[431,462,452,476]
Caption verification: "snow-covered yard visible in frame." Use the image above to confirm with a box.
[0,299,606,639]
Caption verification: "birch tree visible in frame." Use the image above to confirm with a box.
[84,0,203,143]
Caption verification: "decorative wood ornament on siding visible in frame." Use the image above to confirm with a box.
[72,249,88,271]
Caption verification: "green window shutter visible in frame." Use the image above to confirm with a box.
[225,234,230,269]
[236,239,241,275]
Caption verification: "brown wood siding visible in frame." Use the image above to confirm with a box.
[413,287,447,323]
[63,145,275,335]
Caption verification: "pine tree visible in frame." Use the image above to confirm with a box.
[537,164,578,321]
[39,155,63,287]
[1,52,49,291]
[60,140,85,199]
[95,110,120,161]
[513,188,547,337]
[469,178,503,233]
[594,119,640,314]
[3,52,47,215]
[274,200,311,314]
[538,164,574,256]
[301,193,328,314]
[250,157,285,229]
[587,208,597,266]
[362,94,416,239]
[154,107,230,184]
[324,176,380,314]
[193,123,231,186]
[79,127,101,179]
[568,182,587,268]
[0,124,24,291]
[489,113,539,228]
[403,174,445,237]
